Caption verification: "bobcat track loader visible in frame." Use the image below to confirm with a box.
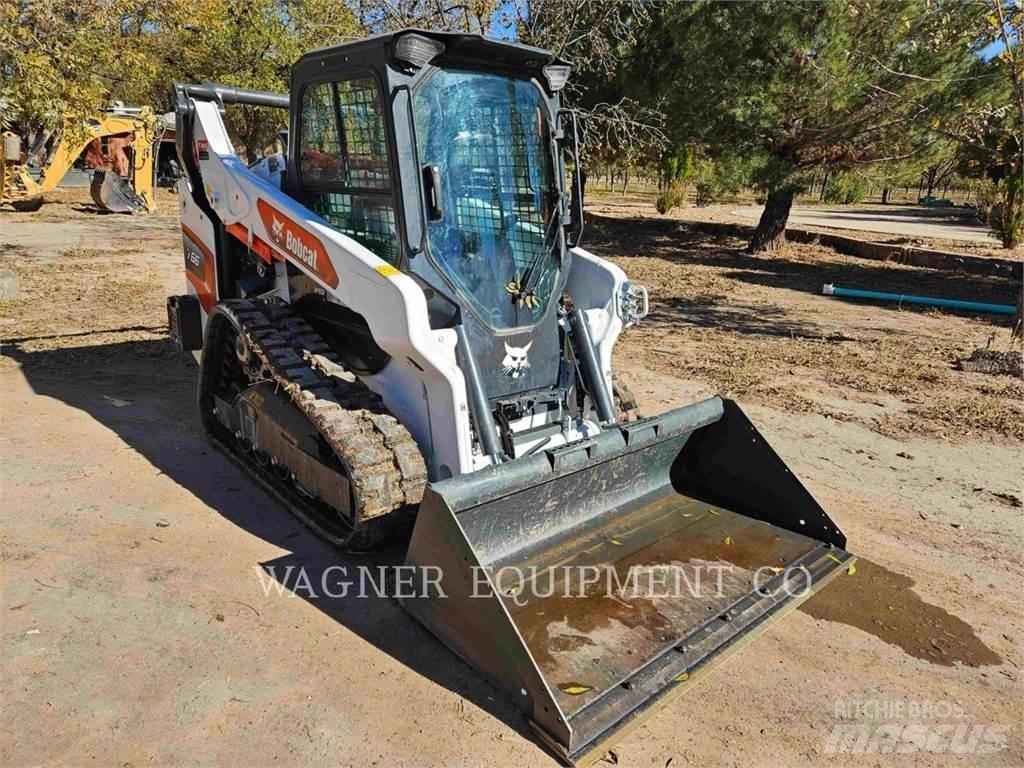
[167,29,853,765]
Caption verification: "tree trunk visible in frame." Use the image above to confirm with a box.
[748,187,795,254]
[819,171,829,201]
[882,187,891,205]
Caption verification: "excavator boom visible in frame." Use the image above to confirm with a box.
[1,109,158,213]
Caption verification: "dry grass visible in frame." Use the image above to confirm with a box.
[0,249,166,352]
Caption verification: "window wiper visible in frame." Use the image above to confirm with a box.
[508,200,561,308]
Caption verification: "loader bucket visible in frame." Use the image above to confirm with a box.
[90,169,147,213]
[402,396,852,765]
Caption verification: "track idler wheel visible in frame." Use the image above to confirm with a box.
[234,333,267,380]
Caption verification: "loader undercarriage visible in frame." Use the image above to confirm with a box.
[198,299,427,549]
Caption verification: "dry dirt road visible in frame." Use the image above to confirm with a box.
[733,205,998,245]
[2,197,1022,767]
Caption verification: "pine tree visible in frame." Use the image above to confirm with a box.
[636,0,988,253]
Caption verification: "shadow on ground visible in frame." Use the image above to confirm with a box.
[5,333,539,750]
[587,216,1019,322]
[645,296,862,340]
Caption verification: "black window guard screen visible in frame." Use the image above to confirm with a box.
[299,77,397,264]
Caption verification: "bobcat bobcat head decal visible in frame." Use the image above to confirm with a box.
[502,341,532,379]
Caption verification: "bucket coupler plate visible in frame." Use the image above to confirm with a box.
[401,396,852,764]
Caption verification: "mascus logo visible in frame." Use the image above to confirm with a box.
[256,199,338,288]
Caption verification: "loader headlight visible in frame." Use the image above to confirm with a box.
[393,33,445,69]
[543,64,571,92]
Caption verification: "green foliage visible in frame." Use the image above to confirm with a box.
[939,2,1023,248]
[0,0,158,135]
[655,144,694,213]
[634,0,986,248]
[659,145,694,189]
[1,0,359,157]
[656,187,687,214]
[822,173,868,205]
[694,153,752,206]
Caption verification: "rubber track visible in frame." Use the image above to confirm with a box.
[201,298,427,549]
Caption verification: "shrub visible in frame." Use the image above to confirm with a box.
[823,173,868,204]
[656,185,688,214]
[694,157,748,206]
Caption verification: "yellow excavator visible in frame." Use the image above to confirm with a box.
[1,106,159,213]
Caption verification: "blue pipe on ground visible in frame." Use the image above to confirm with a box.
[822,284,1016,315]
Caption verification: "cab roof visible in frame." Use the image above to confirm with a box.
[295,28,570,81]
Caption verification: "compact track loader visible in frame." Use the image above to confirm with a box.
[168,30,853,765]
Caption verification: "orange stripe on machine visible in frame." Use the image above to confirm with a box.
[256,199,338,288]
[181,224,216,312]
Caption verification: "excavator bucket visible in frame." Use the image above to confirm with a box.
[403,396,852,765]
[90,169,148,213]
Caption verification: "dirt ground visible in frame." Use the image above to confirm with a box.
[590,193,1021,260]
[2,191,1022,767]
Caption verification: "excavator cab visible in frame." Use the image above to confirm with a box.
[170,29,853,766]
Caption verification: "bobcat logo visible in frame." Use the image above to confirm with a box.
[502,341,532,379]
[270,216,285,242]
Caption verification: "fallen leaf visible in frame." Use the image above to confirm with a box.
[723,536,732,546]
[156,519,170,528]
[559,683,593,696]
[826,553,842,564]
[847,563,857,576]
[674,672,689,682]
